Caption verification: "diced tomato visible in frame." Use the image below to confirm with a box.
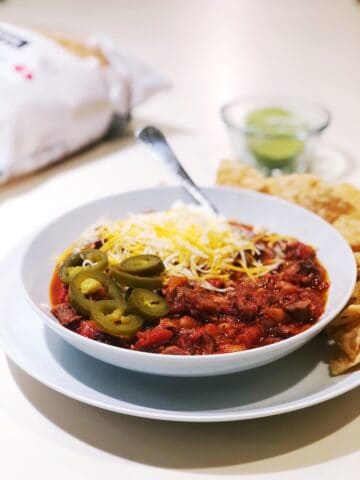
[237,325,263,347]
[50,273,68,304]
[179,316,199,329]
[133,328,173,351]
[203,323,218,337]
[76,321,101,340]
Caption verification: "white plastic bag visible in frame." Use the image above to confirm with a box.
[0,22,169,183]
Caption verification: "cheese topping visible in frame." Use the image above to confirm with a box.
[58,203,288,290]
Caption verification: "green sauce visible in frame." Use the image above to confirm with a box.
[246,107,305,171]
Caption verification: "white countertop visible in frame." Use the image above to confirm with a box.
[0,1,359,479]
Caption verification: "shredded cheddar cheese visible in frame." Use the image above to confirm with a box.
[58,203,288,289]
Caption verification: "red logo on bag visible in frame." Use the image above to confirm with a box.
[14,64,33,80]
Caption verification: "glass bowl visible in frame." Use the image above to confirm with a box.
[221,96,331,175]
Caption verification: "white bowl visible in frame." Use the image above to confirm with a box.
[21,187,356,377]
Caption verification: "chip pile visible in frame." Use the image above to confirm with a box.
[326,253,360,375]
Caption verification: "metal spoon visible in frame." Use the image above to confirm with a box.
[136,126,219,214]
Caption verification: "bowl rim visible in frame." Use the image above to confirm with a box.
[220,95,331,139]
[21,185,357,364]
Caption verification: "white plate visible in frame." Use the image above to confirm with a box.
[21,187,356,376]
[1,245,360,422]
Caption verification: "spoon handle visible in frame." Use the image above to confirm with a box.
[136,126,219,214]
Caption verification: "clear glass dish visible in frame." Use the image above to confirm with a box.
[221,96,330,176]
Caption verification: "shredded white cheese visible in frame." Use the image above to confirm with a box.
[58,203,287,286]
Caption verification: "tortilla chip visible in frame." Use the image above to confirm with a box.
[266,174,354,223]
[331,321,360,360]
[332,216,360,251]
[330,350,360,375]
[216,160,354,223]
[327,304,360,333]
[216,160,267,191]
[332,184,360,218]
[265,172,319,195]
[327,303,360,375]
